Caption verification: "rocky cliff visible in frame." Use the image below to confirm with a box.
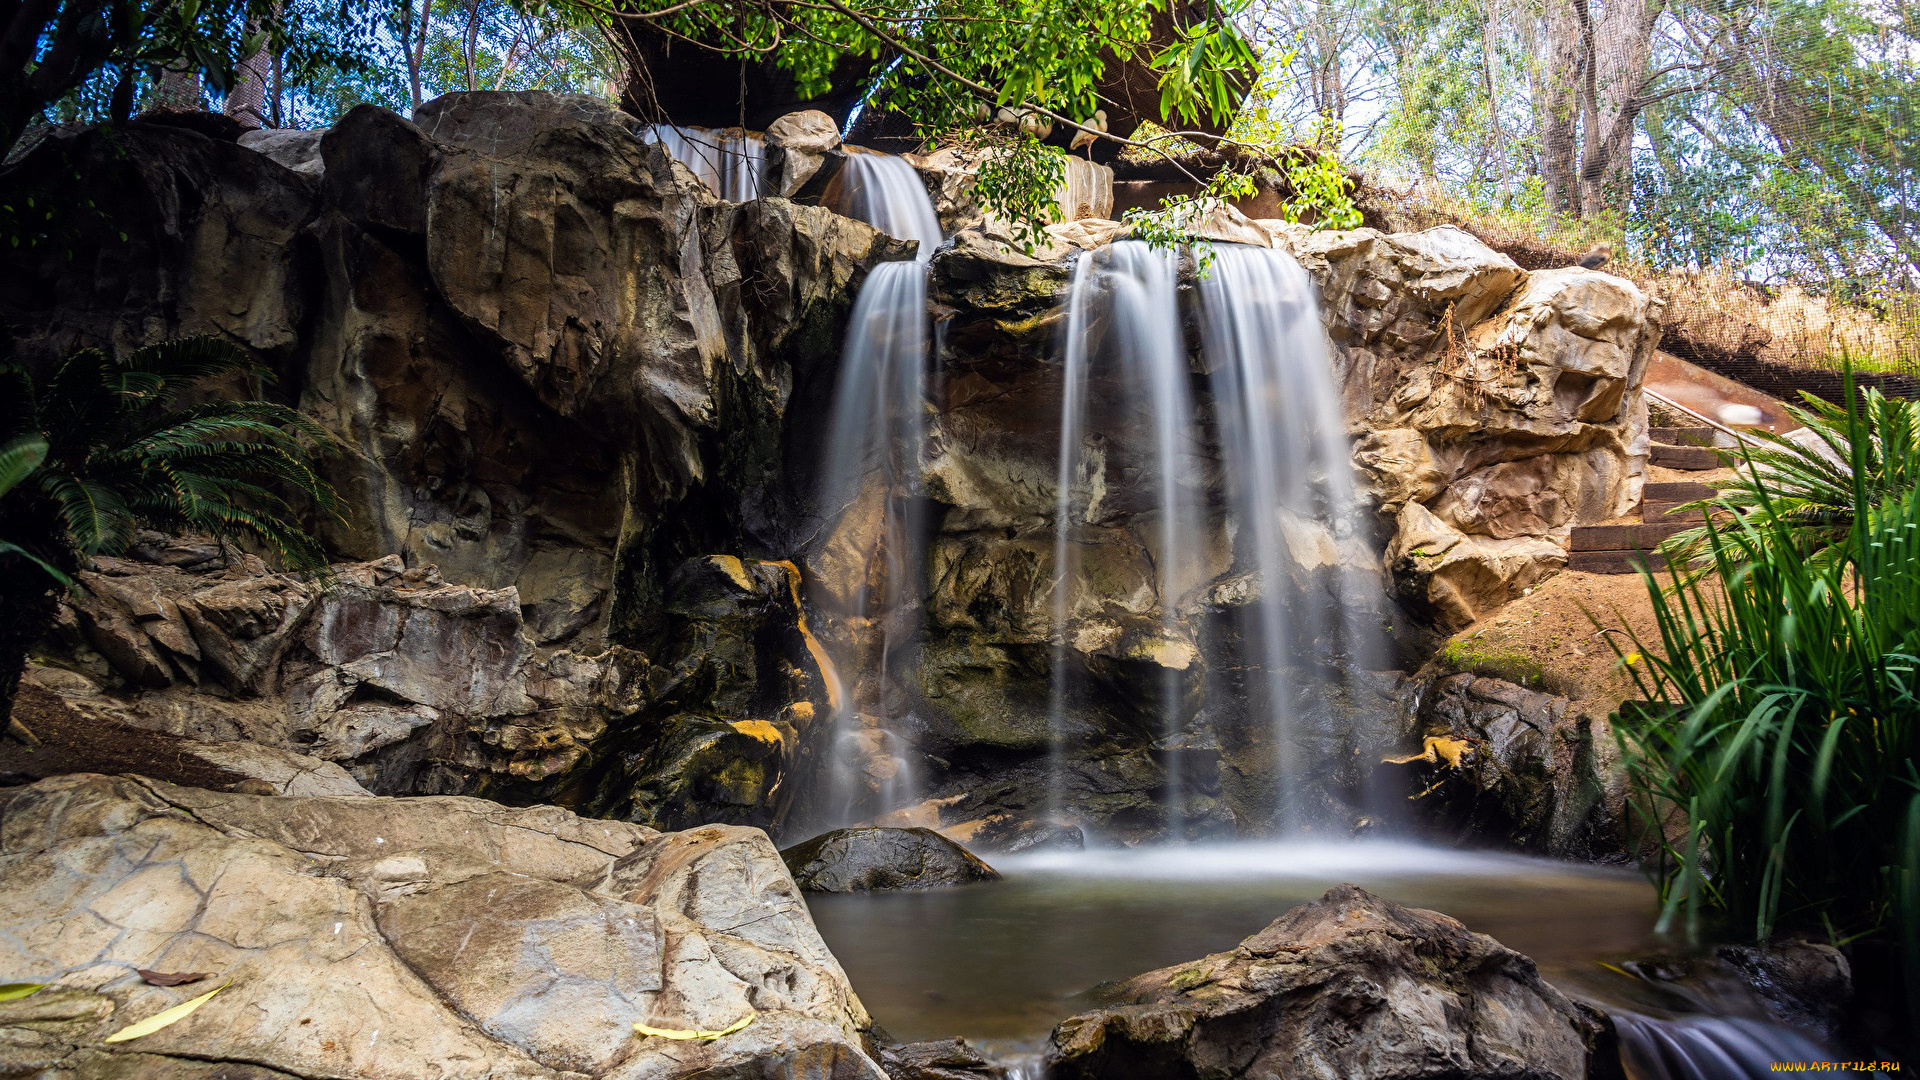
[3,93,1660,849]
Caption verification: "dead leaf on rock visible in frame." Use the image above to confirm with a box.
[103,980,231,1043]
[136,970,210,987]
[634,1011,755,1041]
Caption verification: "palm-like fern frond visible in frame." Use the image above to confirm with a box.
[1662,376,1920,566]
[0,335,345,574]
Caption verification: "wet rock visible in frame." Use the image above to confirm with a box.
[966,816,1087,855]
[767,109,842,197]
[0,773,884,1079]
[1392,672,1626,859]
[1714,940,1853,1044]
[880,1038,1008,1080]
[781,828,1001,892]
[1045,884,1601,1080]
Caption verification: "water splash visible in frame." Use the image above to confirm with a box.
[644,125,767,201]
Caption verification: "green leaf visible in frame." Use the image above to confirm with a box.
[0,983,47,1003]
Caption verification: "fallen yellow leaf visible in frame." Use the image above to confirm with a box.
[103,980,230,1043]
[0,983,46,1003]
[634,1012,755,1041]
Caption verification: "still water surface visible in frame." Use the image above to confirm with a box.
[806,841,1662,1048]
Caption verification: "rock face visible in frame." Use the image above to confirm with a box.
[1045,885,1602,1080]
[0,773,884,1079]
[3,90,1658,853]
[1389,673,1628,859]
[780,828,1000,892]
[2,92,905,834]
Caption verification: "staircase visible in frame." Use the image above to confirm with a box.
[1567,424,1724,574]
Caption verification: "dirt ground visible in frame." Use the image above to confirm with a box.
[1437,569,1678,712]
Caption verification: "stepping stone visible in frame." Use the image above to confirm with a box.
[1569,523,1691,551]
[1649,426,1716,447]
[1568,549,1671,574]
[1651,444,1723,470]
[1644,481,1718,501]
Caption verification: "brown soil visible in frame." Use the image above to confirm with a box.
[1438,569,1679,713]
[1,684,250,792]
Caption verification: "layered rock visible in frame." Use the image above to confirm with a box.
[1044,884,1604,1080]
[2,92,910,834]
[0,773,884,1079]
[32,538,848,835]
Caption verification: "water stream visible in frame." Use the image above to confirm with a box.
[643,124,768,201]
[797,152,944,830]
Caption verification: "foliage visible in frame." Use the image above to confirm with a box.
[969,134,1065,254]
[0,337,344,575]
[1612,379,1920,1011]
[1664,380,1920,565]
[0,437,68,586]
[1274,114,1361,230]
[0,0,388,156]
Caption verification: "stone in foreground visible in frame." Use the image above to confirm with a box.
[1045,884,1600,1080]
[0,774,884,1079]
[781,828,1001,893]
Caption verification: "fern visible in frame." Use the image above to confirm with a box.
[0,335,345,575]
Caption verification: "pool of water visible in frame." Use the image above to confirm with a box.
[805,840,1663,1052]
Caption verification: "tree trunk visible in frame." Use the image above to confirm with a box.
[1531,0,1586,215]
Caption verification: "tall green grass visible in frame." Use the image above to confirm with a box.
[1615,378,1920,1018]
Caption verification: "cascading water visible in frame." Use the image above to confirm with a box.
[644,124,768,201]
[1194,243,1391,831]
[1612,1013,1847,1079]
[1047,242,1198,833]
[797,151,944,830]
[1045,240,1389,836]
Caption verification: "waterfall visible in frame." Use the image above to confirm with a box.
[1048,242,1196,833]
[1046,240,1388,836]
[1194,243,1389,832]
[828,152,944,254]
[798,151,943,831]
[644,125,768,201]
[1612,1013,1850,1078]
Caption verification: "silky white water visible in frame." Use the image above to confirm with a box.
[1044,240,1389,835]
[644,124,768,201]
[798,150,943,830]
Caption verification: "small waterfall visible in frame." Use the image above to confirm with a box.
[828,152,944,254]
[1045,240,1388,836]
[1194,243,1388,832]
[1613,1013,1858,1079]
[644,125,767,201]
[799,151,943,831]
[1048,242,1196,833]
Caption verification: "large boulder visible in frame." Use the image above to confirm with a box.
[1045,885,1602,1080]
[0,774,884,1079]
[780,828,1000,892]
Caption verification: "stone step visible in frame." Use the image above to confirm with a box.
[1650,443,1723,470]
[1568,549,1671,574]
[1569,522,1691,551]
[1643,481,1718,501]
[1643,502,1709,524]
[1649,425,1716,447]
